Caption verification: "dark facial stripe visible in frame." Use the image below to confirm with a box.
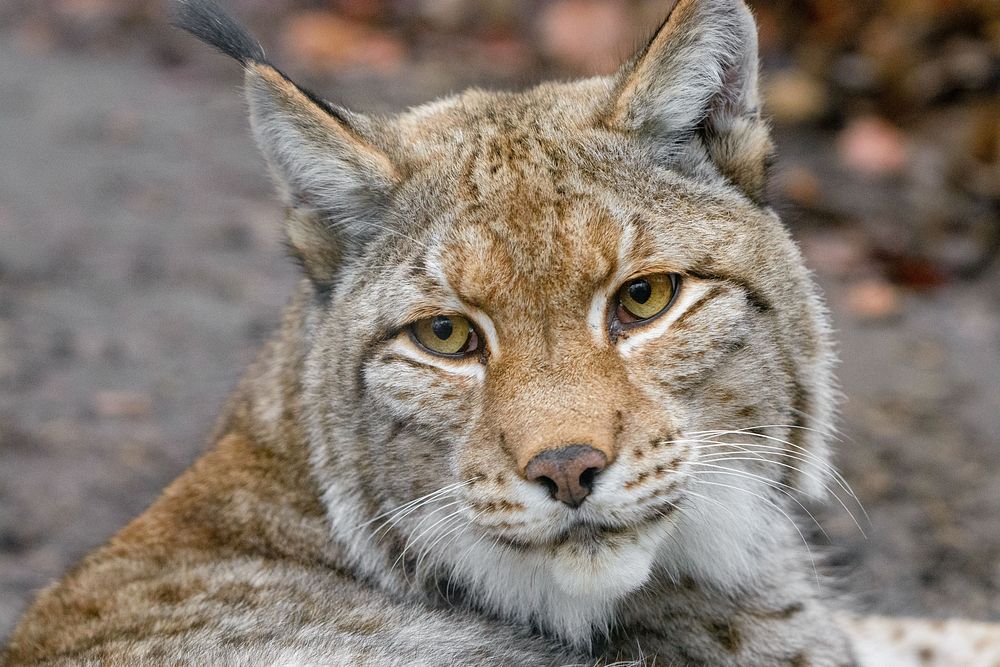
[377,352,478,383]
[670,284,725,331]
[686,270,773,313]
[378,352,443,373]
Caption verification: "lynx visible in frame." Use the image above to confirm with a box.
[3,0,998,665]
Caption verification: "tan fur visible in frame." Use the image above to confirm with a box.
[843,615,1000,667]
[3,1,995,665]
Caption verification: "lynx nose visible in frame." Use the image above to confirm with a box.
[524,445,607,508]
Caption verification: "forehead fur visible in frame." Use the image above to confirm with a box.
[381,76,773,306]
[394,78,616,164]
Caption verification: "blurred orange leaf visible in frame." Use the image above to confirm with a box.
[281,11,405,74]
[837,115,909,177]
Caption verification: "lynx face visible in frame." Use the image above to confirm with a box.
[323,142,793,560]
[191,0,836,645]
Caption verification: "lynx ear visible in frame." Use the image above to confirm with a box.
[607,0,772,201]
[244,65,399,283]
[174,0,399,286]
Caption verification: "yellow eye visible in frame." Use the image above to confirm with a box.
[616,273,678,323]
[411,314,479,357]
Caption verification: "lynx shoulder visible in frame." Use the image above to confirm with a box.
[3,1,997,665]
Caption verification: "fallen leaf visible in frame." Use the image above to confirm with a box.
[329,0,390,23]
[538,0,630,74]
[843,279,901,320]
[837,115,909,177]
[779,165,822,207]
[885,255,949,289]
[281,11,406,74]
[764,68,828,124]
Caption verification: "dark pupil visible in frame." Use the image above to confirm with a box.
[627,280,652,304]
[431,316,453,340]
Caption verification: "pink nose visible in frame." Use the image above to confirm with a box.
[524,445,607,508]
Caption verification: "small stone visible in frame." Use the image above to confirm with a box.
[93,391,152,418]
[418,0,468,30]
[943,37,994,90]
[56,0,118,21]
[799,230,866,278]
[11,17,57,55]
[477,35,534,79]
[105,109,140,145]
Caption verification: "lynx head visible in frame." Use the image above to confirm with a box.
[178,0,837,646]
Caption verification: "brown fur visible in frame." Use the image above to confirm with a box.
[4,1,995,665]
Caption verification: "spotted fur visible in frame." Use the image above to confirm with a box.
[2,1,995,665]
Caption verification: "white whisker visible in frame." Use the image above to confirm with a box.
[688,423,843,443]
[692,452,866,537]
[685,462,830,541]
[353,479,475,532]
[690,476,820,589]
[326,217,429,251]
[393,505,465,577]
[684,434,868,523]
[416,512,473,573]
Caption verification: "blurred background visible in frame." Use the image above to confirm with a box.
[0,0,997,640]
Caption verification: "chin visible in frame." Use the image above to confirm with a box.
[439,515,676,648]
[541,517,676,600]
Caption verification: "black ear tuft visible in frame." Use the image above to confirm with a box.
[172,0,266,65]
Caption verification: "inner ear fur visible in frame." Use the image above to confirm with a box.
[174,0,402,286]
[244,63,401,286]
[605,0,773,202]
[244,63,399,209]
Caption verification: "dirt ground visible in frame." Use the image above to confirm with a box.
[1,7,998,641]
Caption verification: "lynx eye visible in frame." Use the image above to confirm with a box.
[615,273,679,325]
[411,314,479,357]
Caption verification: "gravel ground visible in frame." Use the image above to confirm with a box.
[1,26,998,640]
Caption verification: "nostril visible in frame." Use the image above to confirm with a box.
[537,476,559,499]
[523,444,608,508]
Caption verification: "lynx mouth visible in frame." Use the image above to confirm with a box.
[554,522,630,547]
[489,500,680,552]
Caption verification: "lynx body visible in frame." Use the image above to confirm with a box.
[4,1,998,665]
